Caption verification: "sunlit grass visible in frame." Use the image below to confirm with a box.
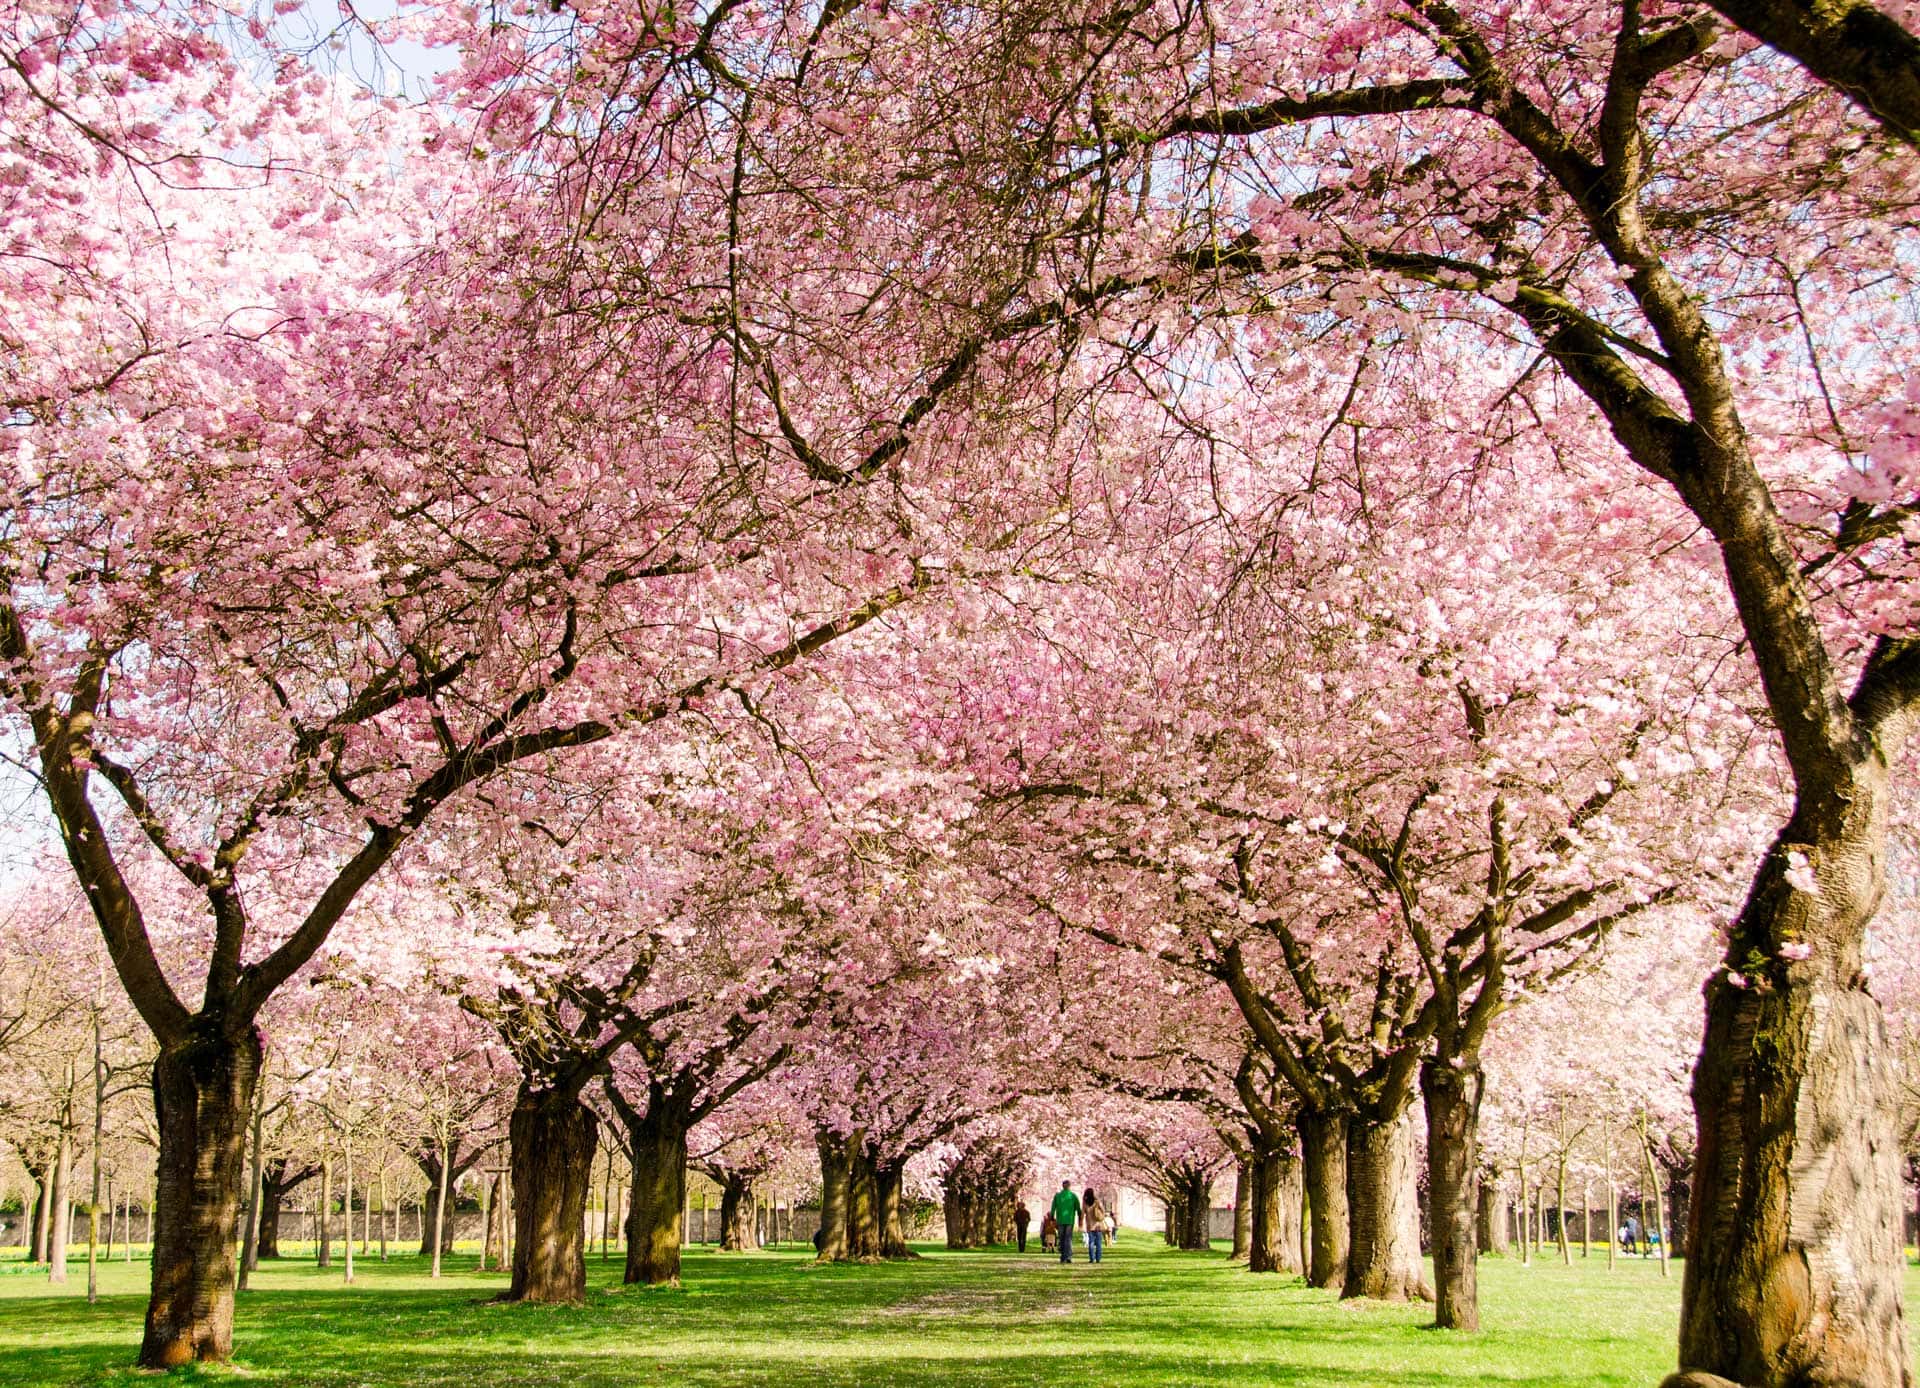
[2,1235,1917,1385]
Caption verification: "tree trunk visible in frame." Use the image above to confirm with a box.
[30,1163,49,1263]
[238,1093,265,1288]
[815,1130,850,1261]
[846,1137,880,1261]
[1272,1148,1305,1275]
[718,1175,758,1251]
[47,1123,70,1283]
[1422,1059,1484,1330]
[1232,1161,1252,1262]
[316,1159,332,1268]
[1247,1149,1291,1274]
[1179,1170,1211,1250]
[1299,1107,1350,1289]
[1343,1109,1433,1303]
[1477,1173,1508,1255]
[342,1140,354,1285]
[1665,804,1917,1388]
[256,1164,301,1260]
[876,1160,915,1259]
[137,1027,261,1368]
[416,1151,461,1257]
[622,1098,689,1286]
[504,1084,596,1303]
[430,1125,452,1279]
[1556,1153,1572,1265]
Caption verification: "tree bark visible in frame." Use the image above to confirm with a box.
[430,1125,452,1279]
[138,1027,262,1368]
[1247,1147,1302,1274]
[846,1136,880,1261]
[316,1159,332,1268]
[255,1159,315,1260]
[1232,1161,1252,1262]
[876,1159,915,1259]
[47,1121,70,1284]
[1272,1148,1305,1275]
[1179,1169,1211,1250]
[622,1097,689,1286]
[1422,1059,1484,1330]
[415,1149,466,1258]
[1299,1107,1350,1289]
[718,1174,758,1251]
[1668,830,1912,1388]
[504,1083,596,1303]
[815,1130,851,1261]
[1343,1109,1433,1303]
[238,1091,265,1289]
[30,1161,49,1263]
[1477,1173,1509,1256]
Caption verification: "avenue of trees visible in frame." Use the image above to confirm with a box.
[1,2,1918,1385]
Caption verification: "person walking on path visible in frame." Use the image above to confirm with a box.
[1083,1191,1107,1264]
[1014,1202,1032,1253]
[1050,1181,1080,1264]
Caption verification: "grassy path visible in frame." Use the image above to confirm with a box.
[2,1238,1917,1385]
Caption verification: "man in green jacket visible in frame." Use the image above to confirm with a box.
[1050,1181,1080,1264]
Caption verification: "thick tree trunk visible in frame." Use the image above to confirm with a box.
[718,1176,758,1251]
[1179,1170,1211,1251]
[1247,1151,1279,1273]
[1423,1059,1485,1330]
[1343,1109,1433,1303]
[138,1027,261,1368]
[1247,1147,1305,1274]
[1299,1107,1350,1289]
[1668,809,1912,1388]
[623,1101,689,1286]
[846,1137,880,1261]
[1272,1149,1305,1275]
[876,1160,915,1259]
[505,1084,596,1304]
[1477,1173,1509,1256]
[815,1130,851,1261]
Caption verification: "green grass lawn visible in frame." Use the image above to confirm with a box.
[2,1237,1917,1386]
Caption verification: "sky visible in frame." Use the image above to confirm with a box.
[286,0,460,100]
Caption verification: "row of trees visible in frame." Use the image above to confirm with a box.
[2,1,1918,1384]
